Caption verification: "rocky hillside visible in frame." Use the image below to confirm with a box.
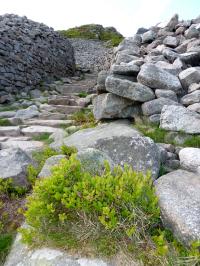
[1,13,200,266]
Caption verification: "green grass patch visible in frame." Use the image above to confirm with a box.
[59,24,123,47]
[0,233,14,265]
[183,135,200,148]
[0,119,12,126]
[78,91,88,98]
[71,108,96,128]
[20,156,200,265]
[32,133,53,145]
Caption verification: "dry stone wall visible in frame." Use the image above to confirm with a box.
[93,14,200,133]
[0,14,75,102]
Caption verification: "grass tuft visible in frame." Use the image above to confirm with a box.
[0,119,12,126]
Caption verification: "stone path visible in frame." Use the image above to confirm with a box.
[0,73,97,154]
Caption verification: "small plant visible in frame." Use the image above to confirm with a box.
[183,135,200,148]
[0,233,13,265]
[71,108,96,128]
[78,91,88,98]
[60,145,77,158]
[32,133,53,145]
[0,119,12,126]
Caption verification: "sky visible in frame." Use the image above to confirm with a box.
[0,0,200,36]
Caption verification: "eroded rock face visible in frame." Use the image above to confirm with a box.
[155,169,200,246]
[0,14,75,96]
[0,148,34,187]
[64,120,161,179]
[179,148,200,173]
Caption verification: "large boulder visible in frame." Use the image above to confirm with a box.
[137,63,182,93]
[155,169,200,246]
[63,120,161,179]
[110,64,140,76]
[160,105,200,133]
[93,93,140,120]
[179,148,200,173]
[105,76,155,102]
[15,105,39,120]
[142,97,179,116]
[0,148,34,187]
[0,14,75,95]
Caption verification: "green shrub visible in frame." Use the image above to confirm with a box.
[99,31,123,46]
[78,91,88,98]
[60,145,77,157]
[20,156,199,264]
[0,119,12,126]
[0,233,14,265]
[32,133,53,145]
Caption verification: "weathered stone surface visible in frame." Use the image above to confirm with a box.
[105,76,155,102]
[15,105,39,120]
[162,48,180,63]
[163,36,179,48]
[110,64,140,76]
[187,102,200,113]
[155,61,182,75]
[185,27,199,39]
[137,63,182,93]
[142,97,179,116]
[0,140,44,154]
[160,105,200,133]
[21,126,62,137]
[93,93,139,120]
[25,119,73,128]
[155,169,200,245]
[64,120,161,178]
[0,148,33,187]
[166,14,179,31]
[115,52,139,64]
[179,148,200,173]
[142,30,156,43]
[0,14,75,95]
[49,130,68,151]
[148,114,161,125]
[179,67,200,89]
[38,155,66,178]
[77,148,114,175]
[5,234,112,266]
[179,52,200,66]
[181,90,200,106]
[0,111,16,118]
[96,70,109,92]
[0,126,20,136]
[188,82,200,93]
[116,36,142,51]
[155,89,178,101]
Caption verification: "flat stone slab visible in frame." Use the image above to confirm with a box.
[40,104,82,114]
[24,119,73,128]
[0,111,16,118]
[0,126,21,137]
[64,120,161,178]
[21,126,62,137]
[155,169,200,245]
[1,140,44,154]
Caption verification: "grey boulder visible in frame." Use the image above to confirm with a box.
[77,148,114,175]
[179,67,200,89]
[106,76,155,102]
[137,63,182,93]
[110,64,140,76]
[93,93,140,120]
[163,36,179,48]
[155,169,200,245]
[160,105,200,133]
[64,120,161,179]
[181,90,200,106]
[142,30,156,43]
[0,148,34,187]
[142,97,179,116]
[155,89,178,101]
[38,155,66,178]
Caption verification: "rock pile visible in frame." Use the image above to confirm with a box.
[0,14,75,102]
[93,14,200,131]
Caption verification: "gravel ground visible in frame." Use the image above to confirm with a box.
[69,38,114,73]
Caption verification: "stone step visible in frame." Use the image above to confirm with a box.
[0,126,21,137]
[24,119,73,128]
[0,111,16,118]
[38,112,68,120]
[40,104,82,114]
[62,84,95,94]
[21,126,64,137]
[48,95,78,106]
[0,139,44,154]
